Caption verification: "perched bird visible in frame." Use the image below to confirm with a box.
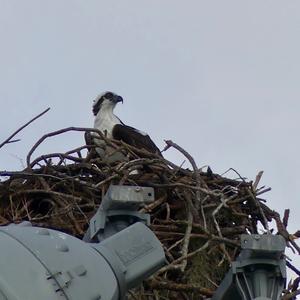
[85,91,161,162]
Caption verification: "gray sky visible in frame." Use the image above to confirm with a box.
[1,0,300,275]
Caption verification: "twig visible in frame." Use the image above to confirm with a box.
[26,127,105,168]
[6,139,21,144]
[283,209,290,228]
[179,196,193,272]
[287,261,300,276]
[148,279,214,297]
[248,188,270,232]
[253,170,264,190]
[156,241,210,275]
[212,195,232,237]
[164,140,205,227]
[0,107,50,149]
[282,289,300,300]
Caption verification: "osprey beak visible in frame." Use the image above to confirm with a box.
[113,95,123,104]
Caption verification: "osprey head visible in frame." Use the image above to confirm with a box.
[92,91,123,116]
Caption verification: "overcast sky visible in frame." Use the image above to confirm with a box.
[1,0,300,274]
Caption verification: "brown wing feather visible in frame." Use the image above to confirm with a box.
[112,124,161,155]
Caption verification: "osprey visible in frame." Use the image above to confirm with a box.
[86,91,161,161]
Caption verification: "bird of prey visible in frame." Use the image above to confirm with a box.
[85,91,161,162]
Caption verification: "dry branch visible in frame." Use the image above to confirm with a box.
[0,107,50,149]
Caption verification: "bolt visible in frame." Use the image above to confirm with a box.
[56,244,69,252]
[37,228,50,235]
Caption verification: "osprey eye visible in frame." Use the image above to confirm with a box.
[105,92,113,99]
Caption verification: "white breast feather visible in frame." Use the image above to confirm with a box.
[93,106,121,138]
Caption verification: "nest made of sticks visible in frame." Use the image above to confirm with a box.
[1,126,300,300]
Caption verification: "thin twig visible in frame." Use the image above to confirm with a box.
[0,107,50,149]
[179,195,194,272]
[26,127,105,168]
[164,140,205,227]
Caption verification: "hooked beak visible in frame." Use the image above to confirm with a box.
[112,95,123,104]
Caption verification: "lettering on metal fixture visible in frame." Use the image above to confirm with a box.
[116,241,154,265]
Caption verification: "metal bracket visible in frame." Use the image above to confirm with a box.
[83,185,155,242]
[212,234,286,300]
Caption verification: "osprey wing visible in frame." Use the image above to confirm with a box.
[112,124,161,155]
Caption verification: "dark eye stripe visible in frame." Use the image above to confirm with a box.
[93,101,101,116]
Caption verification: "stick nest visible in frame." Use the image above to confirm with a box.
[0,127,300,299]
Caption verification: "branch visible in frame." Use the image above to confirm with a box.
[164,140,205,225]
[26,127,105,168]
[0,107,50,149]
